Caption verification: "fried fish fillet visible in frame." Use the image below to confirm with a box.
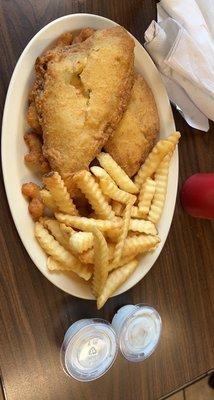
[27,31,74,134]
[104,74,159,177]
[31,27,134,189]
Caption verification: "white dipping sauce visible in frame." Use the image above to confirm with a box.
[112,304,162,362]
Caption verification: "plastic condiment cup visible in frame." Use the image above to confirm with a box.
[112,304,162,362]
[60,318,118,381]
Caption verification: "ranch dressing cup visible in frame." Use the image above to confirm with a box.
[60,319,118,381]
[112,304,162,362]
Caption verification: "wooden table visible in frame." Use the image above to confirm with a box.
[0,1,213,399]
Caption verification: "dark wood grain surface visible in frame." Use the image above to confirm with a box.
[0,1,214,400]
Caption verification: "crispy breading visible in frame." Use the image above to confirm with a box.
[73,28,95,44]
[105,74,159,177]
[54,32,73,47]
[24,131,50,175]
[32,27,134,189]
[22,182,44,221]
[27,102,42,133]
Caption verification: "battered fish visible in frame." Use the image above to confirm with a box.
[32,27,134,189]
[27,31,74,134]
[104,74,159,177]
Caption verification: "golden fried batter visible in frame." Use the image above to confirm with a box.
[27,32,74,134]
[24,131,50,175]
[27,102,42,133]
[105,74,159,177]
[21,182,44,220]
[73,28,95,44]
[33,27,134,189]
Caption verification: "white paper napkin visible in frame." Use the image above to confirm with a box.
[144,0,214,131]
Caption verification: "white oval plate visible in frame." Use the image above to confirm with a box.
[2,14,177,300]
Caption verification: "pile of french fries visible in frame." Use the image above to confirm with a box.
[29,132,180,309]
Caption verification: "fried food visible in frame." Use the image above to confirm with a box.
[22,182,41,198]
[79,234,159,265]
[32,27,134,188]
[91,228,109,297]
[97,259,138,309]
[27,32,73,134]
[22,182,44,220]
[43,172,78,215]
[54,32,73,47]
[69,231,94,253]
[148,153,172,223]
[138,178,156,216]
[59,223,75,237]
[105,74,159,177]
[40,189,57,211]
[55,213,122,232]
[112,198,135,268]
[130,206,146,219]
[73,28,95,44]
[42,218,73,251]
[35,222,91,280]
[27,103,42,133]
[47,256,65,271]
[91,166,135,204]
[97,152,138,194]
[111,200,125,216]
[24,131,50,174]
[129,219,157,235]
[28,197,44,221]
[134,132,180,188]
[22,20,181,307]
[73,170,115,219]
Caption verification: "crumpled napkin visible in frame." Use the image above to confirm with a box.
[144,0,214,131]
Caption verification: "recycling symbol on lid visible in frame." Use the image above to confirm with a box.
[88,346,97,356]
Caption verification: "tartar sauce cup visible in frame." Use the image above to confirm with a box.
[60,318,118,382]
[112,304,162,362]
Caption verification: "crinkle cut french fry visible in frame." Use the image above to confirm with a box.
[97,153,139,194]
[108,253,138,272]
[91,166,135,204]
[123,234,160,256]
[74,170,115,219]
[70,232,94,253]
[34,222,91,280]
[99,179,136,204]
[91,228,109,298]
[47,256,67,271]
[42,218,72,251]
[79,235,159,265]
[106,227,120,243]
[40,189,57,211]
[97,259,139,309]
[43,172,78,215]
[167,131,181,146]
[112,200,124,216]
[130,206,146,219]
[148,153,171,224]
[79,244,115,265]
[134,132,180,188]
[55,213,122,232]
[138,178,156,215]
[112,199,134,268]
[107,218,156,241]
[129,219,157,235]
[59,223,75,237]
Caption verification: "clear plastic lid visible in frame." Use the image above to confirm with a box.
[112,304,162,362]
[60,318,118,381]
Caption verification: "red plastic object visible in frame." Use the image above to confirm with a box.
[181,173,214,219]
